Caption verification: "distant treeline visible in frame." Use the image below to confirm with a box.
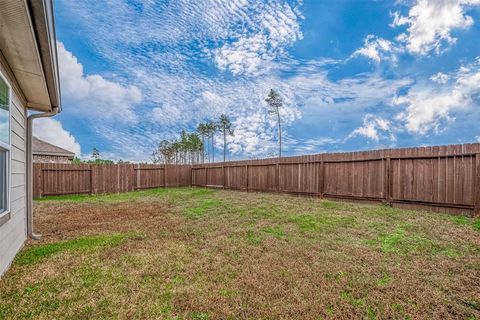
[152,114,234,165]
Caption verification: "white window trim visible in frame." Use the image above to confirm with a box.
[0,68,12,219]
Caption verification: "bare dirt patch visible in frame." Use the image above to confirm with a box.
[34,199,179,242]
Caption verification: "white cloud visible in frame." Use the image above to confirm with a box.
[150,104,184,126]
[394,61,480,134]
[352,35,401,62]
[353,0,480,60]
[349,114,393,142]
[33,118,81,156]
[392,0,480,55]
[214,34,269,76]
[57,42,142,122]
[56,1,307,159]
[229,112,276,155]
[430,72,450,84]
[395,90,462,134]
[284,136,340,154]
[213,2,303,76]
[57,0,443,161]
[210,83,302,157]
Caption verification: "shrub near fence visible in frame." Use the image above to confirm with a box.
[192,143,480,217]
[33,163,192,198]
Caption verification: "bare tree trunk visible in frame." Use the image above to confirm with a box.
[208,137,210,163]
[277,107,282,158]
[223,129,226,163]
[212,135,215,163]
[202,136,205,163]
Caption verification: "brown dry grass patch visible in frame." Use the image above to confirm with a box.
[0,187,479,319]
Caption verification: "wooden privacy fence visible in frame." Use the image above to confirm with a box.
[33,143,480,216]
[192,143,480,216]
[33,163,192,198]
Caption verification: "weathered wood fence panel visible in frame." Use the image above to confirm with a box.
[92,164,135,194]
[248,164,277,192]
[224,165,247,190]
[323,159,385,200]
[35,163,92,197]
[192,143,480,216]
[205,167,223,187]
[135,164,165,190]
[165,165,192,187]
[389,155,475,208]
[33,163,192,198]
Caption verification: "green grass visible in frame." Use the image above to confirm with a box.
[451,215,480,231]
[15,233,137,266]
[262,227,285,238]
[287,211,355,234]
[376,272,392,286]
[35,187,174,203]
[245,230,263,245]
[1,187,479,319]
[371,224,469,256]
[184,198,223,218]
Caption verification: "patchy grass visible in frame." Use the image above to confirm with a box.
[184,198,223,218]
[1,187,479,319]
[35,187,172,204]
[262,226,285,239]
[15,233,138,266]
[451,215,480,231]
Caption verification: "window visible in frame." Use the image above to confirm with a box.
[0,73,10,214]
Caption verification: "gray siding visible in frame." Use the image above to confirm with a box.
[0,80,27,276]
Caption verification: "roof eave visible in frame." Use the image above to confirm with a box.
[27,0,61,112]
[33,151,74,158]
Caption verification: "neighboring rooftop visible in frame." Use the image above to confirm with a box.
[32,137,74,158]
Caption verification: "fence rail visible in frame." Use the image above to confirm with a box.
[34,143,480,216]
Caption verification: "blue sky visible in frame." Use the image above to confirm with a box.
[33,0,480,162]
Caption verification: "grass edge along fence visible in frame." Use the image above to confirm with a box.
[34,142,480,217]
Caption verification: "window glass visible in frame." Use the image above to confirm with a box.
[0,75,8,214]
[0,76,9,145]
[0,150,5,213]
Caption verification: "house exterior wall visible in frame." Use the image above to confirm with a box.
[0,63,27,276]
[33,155,72,164]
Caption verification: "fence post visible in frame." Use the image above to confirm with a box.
[245,164,249,192]
[384,157,391,204]
[37,164,44,198]
[297,163,301,193]
[276,162,280,192]
[164,165,167,187]
[319,161,325,198]
[32,163,45,198]
[205,167,208,187]
[191,167,194,187]
[223,164,226,189]
[135,164,139,190]
[90,165,95,194]
[474,154,480,217]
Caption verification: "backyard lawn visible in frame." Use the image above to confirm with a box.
[1,188,479,319]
